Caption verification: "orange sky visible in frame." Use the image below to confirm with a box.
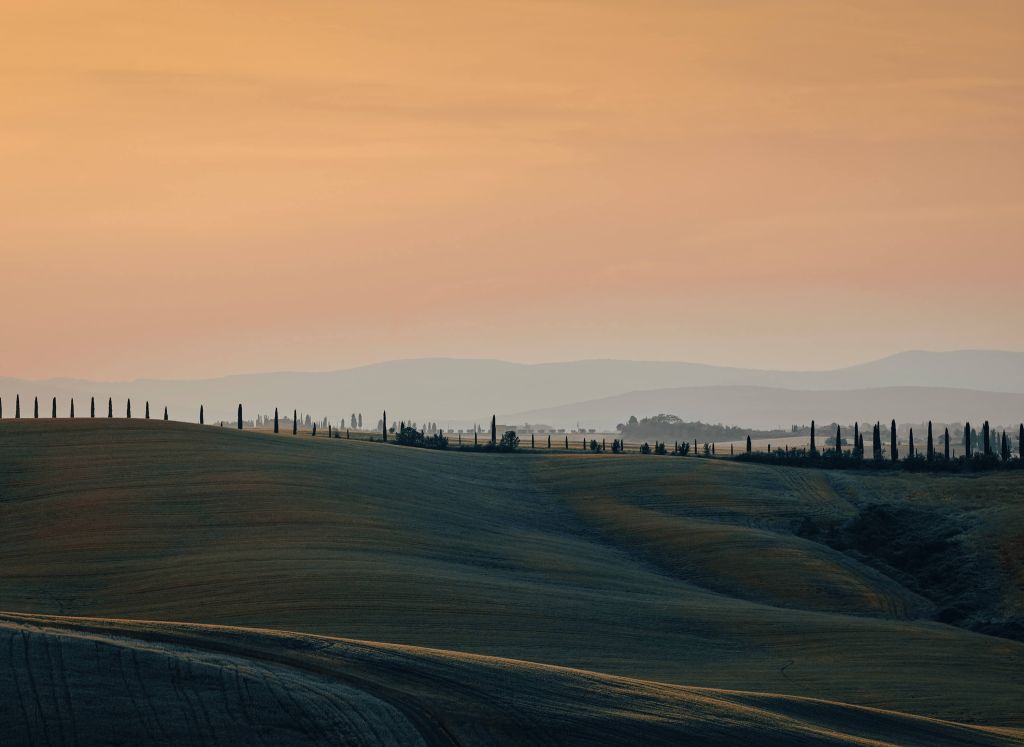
[2,0,1022,379]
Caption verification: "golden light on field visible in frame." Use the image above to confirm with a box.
[1,1,1022,378]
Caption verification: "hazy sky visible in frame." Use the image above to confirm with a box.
[2,0,1022,380]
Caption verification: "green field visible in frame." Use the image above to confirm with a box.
[0,420,1021,744]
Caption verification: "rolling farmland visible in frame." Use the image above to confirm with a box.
[0,420,1021,744]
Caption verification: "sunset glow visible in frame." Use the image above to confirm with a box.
[2,0,1022,378]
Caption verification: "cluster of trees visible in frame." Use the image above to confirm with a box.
[617,414,792,443]
[394,423,449,450]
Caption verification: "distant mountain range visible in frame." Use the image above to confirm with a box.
[2,350,1022,429]
[502,386,1024,432]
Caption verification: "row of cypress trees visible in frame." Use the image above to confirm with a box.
[742,418,1024,464]
[0,396,171,421]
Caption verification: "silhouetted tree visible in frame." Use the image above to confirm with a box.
[34,397,39,418]
[746,435,752,454]
[70,398,75,418]
[90,397,95,418]
[835,425,841,454]
[200,405,205,425]
[127,399,132,418]
[163,406,168,421]
[490,415,497,445]
[382,410,387,441]
[51,397,56,418]
[499,430,520,450]
[312,423,317,437]
[853,422,859,454]
[908,428,915,458]
[810,420,816,453]
[983,421,991,456]
[358,413,363,428]
[274,408,279,433]
[15,394,20,418]
[237,404,242,429]
[145,401,150,419]
[531,433,535,448]
[547,434,551,448]
[964,421,972,458]
[926,421,934,461]
[565,436,569,449]
[944,427,950,461]
[293,409,297,435]
[1020,424,1024,460]
[890,420,897,461]
[108,398,113,418]
[872,423,880,460]
[1001,431,1011,461]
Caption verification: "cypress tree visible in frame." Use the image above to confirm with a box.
[328,424,332,438]
[274,408,279,433]
[853,422,859,453]
[490,415,496,445]
[200,405,205,425]
[908,428,915,458]
[810,420,816,453]
[34,397,39,418]
[531,433,535,448]
[890,420,898,461]
[0,397,2,418]
[70,398,75,418]
[51,397,57,418]
[926,421,934,461]
[108,397,113,418]
[474,431,478,446]
[163,406,168,421]
[983,421,991,456]
[293,409,297,435]
[127,399,131,418]
[91,396,95,418]
[835,425,841,454]
[944,428,950,460]
[145,401,150,419]
[547,434,551,448]
[312,423,317,437]
[1001,432,1010,461]
[15,394,20,418]
[746,435,752,454]
[382,410,387,441]
[1020,424,1024,460]
[237,404,243,430]
[965,421,972,458]
[565,436,569,450]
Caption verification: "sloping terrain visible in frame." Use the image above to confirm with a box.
[0,420,1022,739]
[1,613,1020,746]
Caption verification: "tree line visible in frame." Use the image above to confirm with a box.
[4,396,1021,472]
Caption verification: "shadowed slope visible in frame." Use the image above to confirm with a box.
[1,613,1020,747]
[0,420,1022,729]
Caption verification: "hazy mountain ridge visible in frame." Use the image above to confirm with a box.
[502,385,1024,432]
[2,350,1022,427]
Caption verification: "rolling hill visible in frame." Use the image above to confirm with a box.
[1,612,1019,746]
[0,419,1022,742]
